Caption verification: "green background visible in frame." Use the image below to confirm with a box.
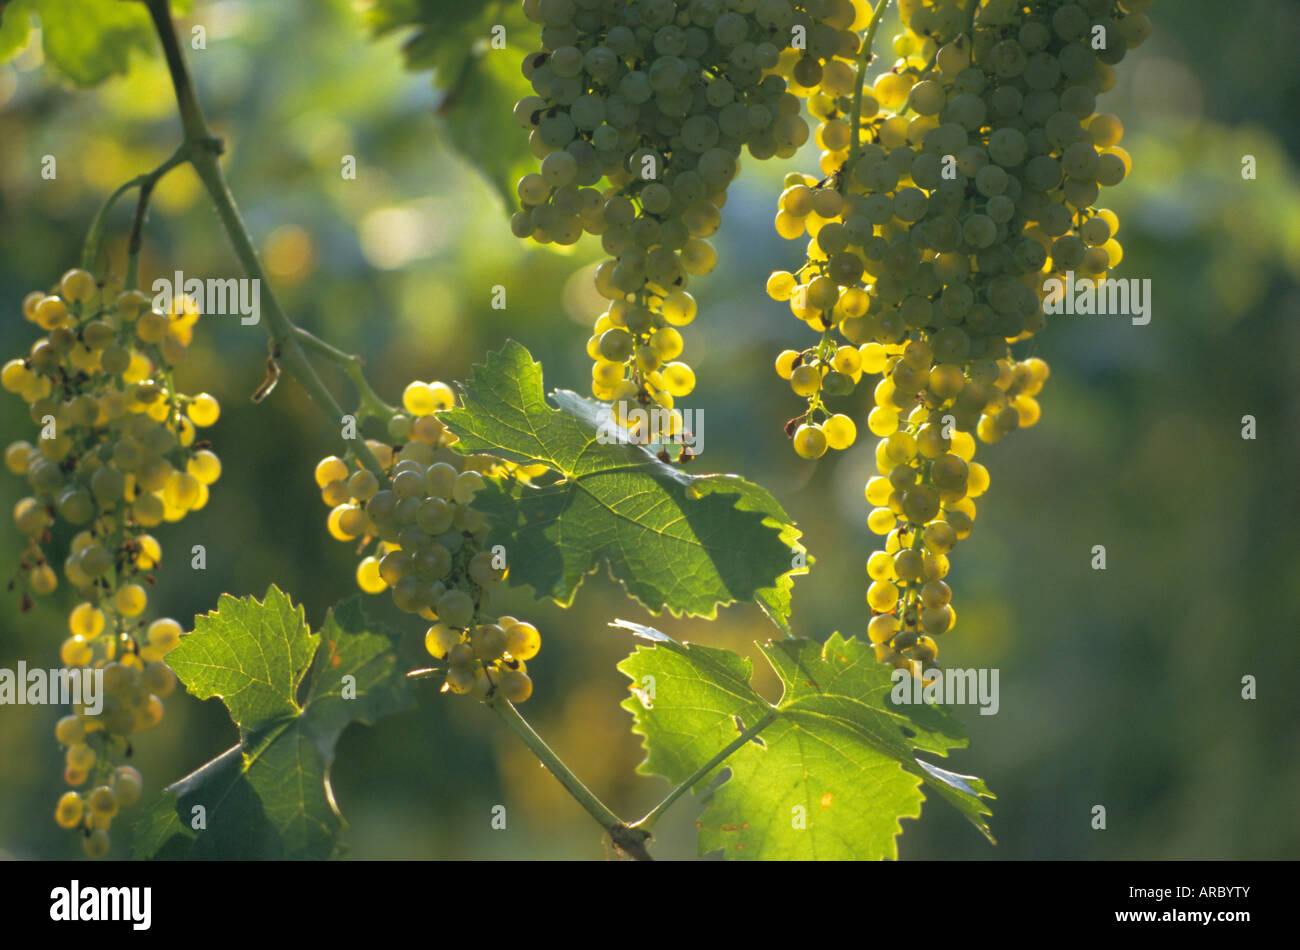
[0,0,1297,860]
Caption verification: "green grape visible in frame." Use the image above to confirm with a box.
[504,621,541,661]
[471,624,508,661]
[497,670,533,703]
[437,589,475,628]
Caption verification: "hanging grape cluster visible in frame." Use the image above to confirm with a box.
[3,269,221,855]
[765,0,1150,675]
[513,0,886,448]
[314,380,542,704]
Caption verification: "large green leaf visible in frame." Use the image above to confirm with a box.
[440,341,807,629]
[365,0,534,208]
[0,0,157,86]
[132,588,414,859]
[617,625,995,860]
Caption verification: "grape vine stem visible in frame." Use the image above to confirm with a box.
[632,708,778,831]
[488,697,653,861]
[294,327,398,420]
[844,0,895,194]
[140,0,387,478]
[80,145,188,280]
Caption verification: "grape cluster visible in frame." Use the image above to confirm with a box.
[513,0,879,446]
[313,380,543,703]
[766,0,1150,674]
[3,268,214,855]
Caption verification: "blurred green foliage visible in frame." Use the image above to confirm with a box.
[0,0,1296,860]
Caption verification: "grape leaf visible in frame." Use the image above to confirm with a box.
[132,588,414,859]
[364,0,534,208]
[616,625,995,860]
[433,42,537,210]
[0,0,156,86]
[0,1,33,63]
[441,341,808,629]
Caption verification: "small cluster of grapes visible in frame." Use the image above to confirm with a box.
[860,352,1047,672]
[513,0,880,447]
[53,645,174,857]
[765,0,1149,674]
[313,379,543,703]
[2,268,215,854]
[54,763,146,859]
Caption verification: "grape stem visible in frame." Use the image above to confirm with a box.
[631,708,778,832]
[293,328,398,420]
[80,146,189,279]
[487,696,653,861]
[140,0,388,479]
[844,0,895,194]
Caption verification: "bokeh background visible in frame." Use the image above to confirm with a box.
[1,0,1297,860]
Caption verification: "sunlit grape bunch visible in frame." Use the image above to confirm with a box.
[313,379,543,703]
[513,0,881,447]
[766,0,1150,674]
[3,268,215,855]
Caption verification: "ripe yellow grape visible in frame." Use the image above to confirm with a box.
[792,423,828,459]
[660,362,695,397]
[504,621,541,661]
[774,349,800,379]
[187,393,220,426]
[868,507,896,535]
[867,550,894,581]
[766,271,797,301]
[867,407,898,437]
[69,602,105,639]
[187,449,222,484]
[661,290,697,326]
[831,345,862,376]
[789,365,820,396]
[135,534,163,568]
[823,413,857,450]
[35,296,69,330]
[163,471,202,509]
[356,556,385,593]
[424,622,462,659]
[315,456,348,487]
[88,785,119,819]
[114,584,148,617]
[867,579,900,611]
[402,381,436,415]
[55,792,84,829]
[146,618,182,654]
[868,614,898,645]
